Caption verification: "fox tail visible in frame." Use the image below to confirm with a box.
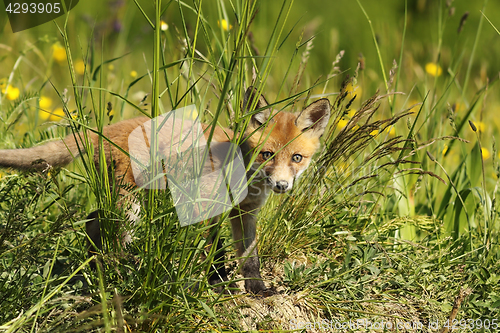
[0,135,86,171]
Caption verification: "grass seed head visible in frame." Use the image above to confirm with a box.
[468,120,477,132]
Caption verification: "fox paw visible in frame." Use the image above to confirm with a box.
[244,278,267,295]
[208,277,238,294]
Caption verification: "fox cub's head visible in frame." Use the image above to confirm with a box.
[243,87,331,193]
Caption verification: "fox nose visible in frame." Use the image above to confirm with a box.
[275,180,289,192]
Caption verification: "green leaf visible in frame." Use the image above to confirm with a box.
[436,157,466,220]
[199,300,215,319]
[451,188,475,239]
[92,54,130,81]
[468,142,482,187]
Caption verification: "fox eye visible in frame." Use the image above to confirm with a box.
[292,154,303,163]
[261,151,273,160]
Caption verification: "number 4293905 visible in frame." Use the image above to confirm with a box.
[5,2,61,14]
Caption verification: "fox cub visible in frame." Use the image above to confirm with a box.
[0,87,331,294]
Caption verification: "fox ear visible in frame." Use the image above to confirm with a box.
[243,86,271,126]
[295,99,331,136]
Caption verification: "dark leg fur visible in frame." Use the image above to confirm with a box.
[229,206,267,294]
[207,237,230,286]
[86,210,102,270]
[206,215,236,293]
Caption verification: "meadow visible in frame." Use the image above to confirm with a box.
[0,0,499,331]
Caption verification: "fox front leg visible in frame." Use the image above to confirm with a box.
[86,210,102,270]
[230,206,266,294]
[206,216,232,292]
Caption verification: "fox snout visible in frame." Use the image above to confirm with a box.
[266,176,293,193]
[263,168,295,193]
[274,180,290,193]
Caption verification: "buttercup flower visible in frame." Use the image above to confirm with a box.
[385,126,396,136]
[39,96,52,109]
[217,19,233,31]
[2,85,20,100]
[52,44,67,63]
[75,59,86,75]
[337,119,348,129]
[481,148,490,160]
[130,70,138,78]
[425,62,442,77]
[442,145,448,155]
[344,82,362,98]
[1,79,20,100]
[46,108,65,122]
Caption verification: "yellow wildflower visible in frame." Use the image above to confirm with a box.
[425,62,442,77]
[0,79,19,100]
[2,85,20,100]
[442,145,448,155]
[370,129,379,136]
[39,96,52,109]
[108,64,114,71]
[217,19,233,31]
[46,108,65,122]
[344,82,362,98]
[130,70,138,78]
[75,59,86,75]
[385,126,396,136]
[52,44,67,63]
[337,119,349,129]
[481,148,490,160]
[160,20,169,31]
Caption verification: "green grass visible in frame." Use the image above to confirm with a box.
[1,0,500,331]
